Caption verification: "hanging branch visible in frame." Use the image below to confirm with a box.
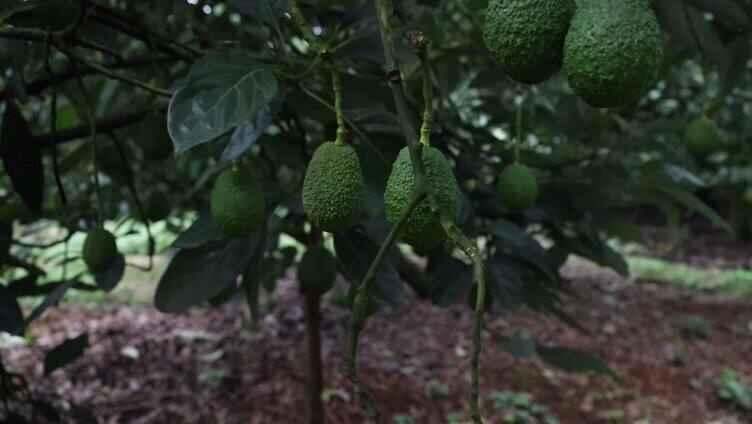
[371,1,489,422]
[288,0,348,145]
[342,192,424,421]
[108,132,155,271]
[44,36,68,206]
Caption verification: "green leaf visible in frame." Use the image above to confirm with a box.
[537,346,617,378]
[219,90,286,163]
[167,53,278,154]
[0,102,45,212]
[656,185,733,235]
[0,284,23,335]
[593,219,648,246]
[488,220,556,281]
[429,256,472,306]
[333,224,404,308]
[93,254,125,292]
[44,333,89,376]
[154,236,260,313]
[172,215,226,249]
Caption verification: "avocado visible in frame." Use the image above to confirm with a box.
[685,117,719,157]
[497,163,538,213]
[210,167,266,237]
[483,0,576,84]
[563,0,663,108]
[82,228,118,273]
[135,113,173,162]
[302,142,365,233]
[384,146,461,251]
[297,246,337,295]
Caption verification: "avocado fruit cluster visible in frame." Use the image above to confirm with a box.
[483,0,575,84]
[210,167,266,238]
[684,117,720,158]
[302,142,365,233]
[497,163,538,213]
[297,246,337,295]
[82,228,118,273]
[384,146,461,251]
[483,0,664,108]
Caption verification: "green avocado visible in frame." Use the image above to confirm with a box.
[82,228,118,273]
[483,0,576,84]
[497,163,538,213]
[684,117,720,157]
[210,167,266,238]
[302,142,365,233]
[144,191,171,222]
[384,146,461,251]
[297,246,337,295]
[563,0,663,108]
[135,113,173,162]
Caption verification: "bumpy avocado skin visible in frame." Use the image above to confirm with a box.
[685,117,719,157]
[297,246,337,295]
[210,167,266,238]
[384,147,461,251]
[302,142,365,233]
[135,114,173,162]
[82,228,118,273]
[484,0,576,84]
[498,163,538,213]
[563,0,663,108]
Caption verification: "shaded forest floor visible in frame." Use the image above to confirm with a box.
[3,231,752,423]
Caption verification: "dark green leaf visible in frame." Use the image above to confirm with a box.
[44,333,89,375]
[537,346,617,378]
[220,90,286,162]
[93,254,125,292]
[0,102,45,212]
[168,53,278,153]
[155,236,259,313]
[334,225,404,308]
[172,215,226,249]
[0,284,24,335]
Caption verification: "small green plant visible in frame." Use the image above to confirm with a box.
[424,377,450,399]
[717,369,752,411]
[393,414,416,424]
[671,315,713,340]
[488,390,559,424]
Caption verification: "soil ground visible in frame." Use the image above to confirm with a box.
[3,228,752,423]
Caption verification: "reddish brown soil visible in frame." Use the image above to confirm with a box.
[3,262,752,423]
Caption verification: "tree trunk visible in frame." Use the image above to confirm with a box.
[304,291,325,424]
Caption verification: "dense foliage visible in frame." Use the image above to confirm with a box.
[1,0,751,421]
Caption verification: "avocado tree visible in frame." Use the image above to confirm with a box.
[0,0,751,422]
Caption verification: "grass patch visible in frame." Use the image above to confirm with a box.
[628,256,752,294]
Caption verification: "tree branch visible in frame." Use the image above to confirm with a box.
[36,108,161,148]
[88,6,201,63]
[343,192,424,422]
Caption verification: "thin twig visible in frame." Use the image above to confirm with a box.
[343,192,424,422]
